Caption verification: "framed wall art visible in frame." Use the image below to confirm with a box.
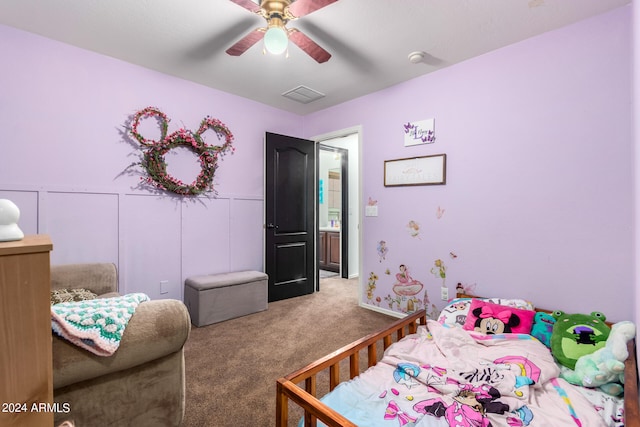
[384,154,446,187]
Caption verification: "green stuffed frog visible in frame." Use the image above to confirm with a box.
[560,321,635,396]
[550,310,610,370]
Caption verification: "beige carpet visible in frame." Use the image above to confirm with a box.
[182,277,396,427]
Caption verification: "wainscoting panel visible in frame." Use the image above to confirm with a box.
[0,186,265,301]
[45,192,119,266]
[121,194,182,299]
[181,197,231,280]
[230,198,264,273]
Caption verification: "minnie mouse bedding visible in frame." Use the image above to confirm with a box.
[301,320,613,427]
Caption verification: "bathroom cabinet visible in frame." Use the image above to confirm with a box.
[318,230,340,273]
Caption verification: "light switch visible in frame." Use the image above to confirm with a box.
[365,205,378,217]
[441,286,449,301]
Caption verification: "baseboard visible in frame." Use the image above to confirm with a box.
[358,302,405,319]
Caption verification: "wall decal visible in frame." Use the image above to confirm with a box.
[436,206,445,219]
[449,251,458,260]
[403,118,435,147]
[377,240,388,262]
[366,272,378,305]
[128,106,234,196]
[364,264,440,318]
[456,282,477,295]
[422,291,440,320]
[393,264,423,295]
[388,264,424,313]
[430,259,447,286]
[366,197,379,217]
[406,220,421,239]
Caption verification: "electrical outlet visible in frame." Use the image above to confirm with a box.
[160,280,169,295]
[441,286,449,301]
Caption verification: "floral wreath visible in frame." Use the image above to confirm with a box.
[130,107,234,196]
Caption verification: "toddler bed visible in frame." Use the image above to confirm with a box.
[276,292,639,427]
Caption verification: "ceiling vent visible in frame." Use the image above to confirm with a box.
[282,85,325,104]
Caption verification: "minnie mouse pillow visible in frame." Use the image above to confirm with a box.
[463,299,535,335]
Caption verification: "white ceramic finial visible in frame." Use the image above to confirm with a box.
[0,199,24,242]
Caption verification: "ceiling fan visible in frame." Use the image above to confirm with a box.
[226,0,338,63]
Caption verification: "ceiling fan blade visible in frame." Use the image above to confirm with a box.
[288,29,331,63]
[226,29,265,56]
[287,0,338,18]
[229,0,262,13]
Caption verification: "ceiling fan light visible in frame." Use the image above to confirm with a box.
[264,27,288,55]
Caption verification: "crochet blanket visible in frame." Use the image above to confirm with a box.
[51,293,150,356]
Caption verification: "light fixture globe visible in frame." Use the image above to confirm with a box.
[264,26,288,55]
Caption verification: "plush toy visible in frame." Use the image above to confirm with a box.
[530,312,556,348]
[463,299,536,335]
[550,310,610,370]
[560,321,636,396]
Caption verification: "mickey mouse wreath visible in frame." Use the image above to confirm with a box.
[130,107,234,196]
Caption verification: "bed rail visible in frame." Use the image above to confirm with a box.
[625,338,639,427]
[276,309,427,427]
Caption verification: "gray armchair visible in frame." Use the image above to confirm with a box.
[51,263,191,426]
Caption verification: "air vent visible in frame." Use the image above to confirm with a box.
[282,85,325,104]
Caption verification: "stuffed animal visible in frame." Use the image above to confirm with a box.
[530,312,556,348]
[560,321,635,396]
[550,310,610,370]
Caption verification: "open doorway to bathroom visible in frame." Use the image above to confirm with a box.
[318,145,347,279]
[316,132,360,284]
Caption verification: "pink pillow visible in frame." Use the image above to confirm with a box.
[463,299,535,335]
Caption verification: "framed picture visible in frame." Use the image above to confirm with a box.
[384,154,446,187]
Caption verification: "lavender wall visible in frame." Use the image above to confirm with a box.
[303,7,634,322]
[0,7,634,322]
[0,25,302,300]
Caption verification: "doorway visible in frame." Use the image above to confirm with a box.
[264,130,361,300]
[316,132,360,283]
[318,145,348,280]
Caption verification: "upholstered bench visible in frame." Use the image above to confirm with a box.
[184,271,268,327]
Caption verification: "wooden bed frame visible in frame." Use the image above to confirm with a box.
[276,292,639,427]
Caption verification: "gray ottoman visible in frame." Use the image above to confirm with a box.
[184,271,268,327]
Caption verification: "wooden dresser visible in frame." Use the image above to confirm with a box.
[0,235,53,426]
